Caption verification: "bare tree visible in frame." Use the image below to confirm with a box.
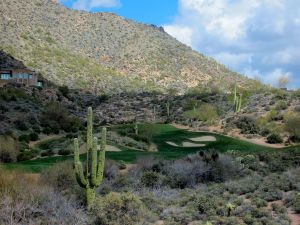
[278,75,290,89]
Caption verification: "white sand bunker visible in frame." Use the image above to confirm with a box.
[166,141,179,147]
[189,136,216,142]
[166,141,206,147]
[182,142,206,147]
[106,145,121,152]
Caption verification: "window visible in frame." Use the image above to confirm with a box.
[29,75,33,79]
[37,81,43,87]
[1,74,10,80]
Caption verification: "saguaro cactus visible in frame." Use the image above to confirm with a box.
[233,83,237,104]
[235,93,242,113]
[74,107,106,208]
[134,120,139,135]
[166,102,170,117]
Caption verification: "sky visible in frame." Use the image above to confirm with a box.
[59,0,300,88]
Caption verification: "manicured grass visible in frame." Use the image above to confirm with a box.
[4,124,299,173]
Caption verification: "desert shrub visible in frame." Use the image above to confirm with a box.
[183,103,219,125]
[252,197,267,208]
[236,116,259,134]
[294,105,300,113]
[17,149,38,161]
[210,155,244,182]
[18,134,31,143]
[285,116,300,142]
[163,158,209,188]
[41,161,77,193]
[14,119,28,131]
[58,85,69,97]
[194,194,221,216]
[0,88,28,101]
[29,132,39,141]
[275,100,288,110]
[58,148,71,155]
[266,109,280,121]
[92,192,147,225]
[141,171,161,187]
[225,175,262,195]
[0,168,88,225]
[0,135,20,162]
[41,101,82,133]
[267,133,283,144]
[118,160,127,170]
[104,160,119,181]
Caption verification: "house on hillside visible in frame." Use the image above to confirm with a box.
[0,50,47,87]
[0,68,47,87]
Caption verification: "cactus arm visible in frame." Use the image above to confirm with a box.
[90,137,99,187]
[74,138,88,188]
[233,83,237,103]
[239,94,242,112]
[86,107,93,174]
[93,127,106,186]
[87,107,93,151]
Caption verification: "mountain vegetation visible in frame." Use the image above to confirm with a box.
[0,0,261,94]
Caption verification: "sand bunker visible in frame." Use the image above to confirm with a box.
[189,136,216,142]
[166,141,206,147]
[182,142,206,147]
[106,145,121,152]
[166,141,179,147]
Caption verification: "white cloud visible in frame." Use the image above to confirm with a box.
[164,25,193,47]
[214,52,252,70]
[72,0,120,11]
[164,0,300,87]
[263,69,292,87]
[263,48,300,65]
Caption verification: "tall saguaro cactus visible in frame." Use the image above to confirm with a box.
[166,102,170,117]
[235,94,242,113]
[233,83,237,104]
[74,107,106,208]
[134,120,139,135]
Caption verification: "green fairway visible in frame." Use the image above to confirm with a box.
[4,124,299,173]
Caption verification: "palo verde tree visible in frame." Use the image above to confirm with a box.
[74,107,106,208]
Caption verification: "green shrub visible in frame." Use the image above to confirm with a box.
[17,149,38,161]
[41,161,77,192]
[267,133,283,144]
[141,171,160,187]
[58,85,69,97]
[236,116,259,134]
[275,100,288,110]
[92,192,147,225]
[41,101,82,133]
[58,149,71,156]
[183,103,219,125]
[285,116,300,142]
[29,132,39,141]
[18,134,31,143]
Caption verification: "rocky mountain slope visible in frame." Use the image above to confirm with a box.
[0,0,259,93]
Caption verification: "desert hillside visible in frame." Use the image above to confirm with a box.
[0,0,259,93]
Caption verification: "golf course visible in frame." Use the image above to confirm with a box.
[3,124,299,173]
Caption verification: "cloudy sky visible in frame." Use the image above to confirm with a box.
[60,0,300,88]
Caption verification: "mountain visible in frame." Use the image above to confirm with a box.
[0,0,259,94]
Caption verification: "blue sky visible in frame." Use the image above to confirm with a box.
[59,0,300,88]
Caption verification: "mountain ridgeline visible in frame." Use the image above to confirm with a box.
[0,0,259,94]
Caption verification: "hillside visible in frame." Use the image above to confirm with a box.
[0,0,259,94]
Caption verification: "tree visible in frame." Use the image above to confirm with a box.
[278,75,290,89]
